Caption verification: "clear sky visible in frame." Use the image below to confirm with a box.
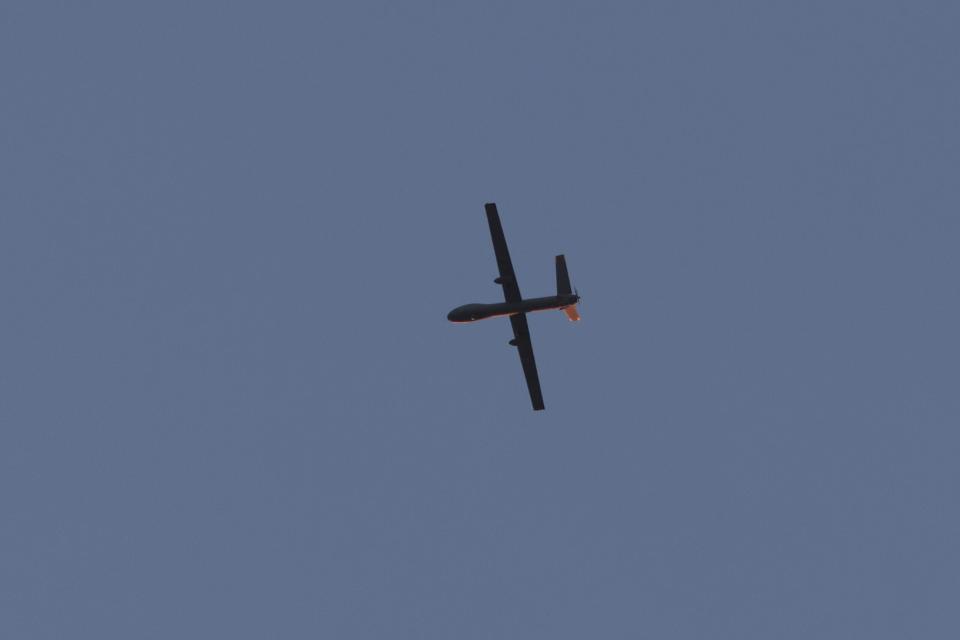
[2,1,958,638]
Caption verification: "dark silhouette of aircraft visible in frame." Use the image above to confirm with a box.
[447,203,580,411]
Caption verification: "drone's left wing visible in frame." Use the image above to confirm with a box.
[485,203,522,303]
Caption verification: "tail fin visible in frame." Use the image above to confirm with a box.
[556,255,572,296]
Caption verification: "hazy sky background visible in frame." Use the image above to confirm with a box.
[2,1,959,637]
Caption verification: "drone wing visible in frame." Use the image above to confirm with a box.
[509,313,545,411]
[485,203,522,303]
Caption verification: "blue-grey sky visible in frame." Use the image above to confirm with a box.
[2,2,958,638]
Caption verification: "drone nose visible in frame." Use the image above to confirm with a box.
[447,307,468,322]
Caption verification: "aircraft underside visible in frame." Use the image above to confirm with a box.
[446,203,580,410]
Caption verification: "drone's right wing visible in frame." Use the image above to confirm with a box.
[509,313,545,411]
